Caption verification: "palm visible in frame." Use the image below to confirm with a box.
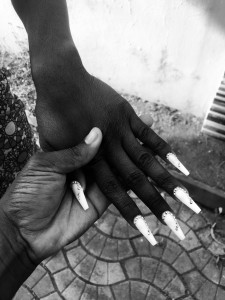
[6,169,109,262]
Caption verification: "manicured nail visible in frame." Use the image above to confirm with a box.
[84,128,98,144]
[71,181,89,210]
[174,187,201,214]
[133,215,158,246]
[166,153,190,176]
[162,211,185,240]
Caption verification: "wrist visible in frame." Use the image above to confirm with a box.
[12,0,73,60]
[28,34,75,67]
[31,42,90,102]
[0,206,36,299]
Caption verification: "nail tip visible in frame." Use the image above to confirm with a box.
[174,187,201,214]
[192,202,201,214]
[179,233,186,241]
[152,240,158,246]
[133,215,157,246]
[147,238,158,246]
[167,152,190,176]
[162,211,185,241]
[79,200,89,210]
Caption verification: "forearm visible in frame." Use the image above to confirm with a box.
[12,0,73,58]
[12,0,84,91]
[0,209,36,299]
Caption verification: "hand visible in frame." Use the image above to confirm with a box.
[33,43,200,235]
[0,127,109,263]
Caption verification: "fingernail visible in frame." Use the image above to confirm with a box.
[84,128,98,144]
[71,181,89,210]
[174,187,201,214]
[133,215,158,246]
[166,153,190,176]
[162,211,185,240]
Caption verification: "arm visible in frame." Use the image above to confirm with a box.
[0,115,154,298]
[11,0,77,63]
[0,127,105,299]
[11,0,85,99]
[0,212,36,300]
[11,0,200,240]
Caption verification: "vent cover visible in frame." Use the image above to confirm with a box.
[202,73,225,140]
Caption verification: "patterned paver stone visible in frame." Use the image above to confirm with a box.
[13,193,225,299]
[112,281,130,300]
[195,280,217,300]
[100,237,118,261]
[53,268,75,292]
[130,281,149,300]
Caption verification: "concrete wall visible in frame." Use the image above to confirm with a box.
[1,0,225,117]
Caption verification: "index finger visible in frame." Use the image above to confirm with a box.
[130,114,189,176]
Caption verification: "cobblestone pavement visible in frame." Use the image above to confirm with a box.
[13,192,225,300]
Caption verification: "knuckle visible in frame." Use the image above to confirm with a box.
[153,138,167,152]
[87,151,103,168]
[126,170,145,187]
[118,200,136,215]
[69,146,84,162]
[27,153,45,168]
[102,179,120,195]
[117,99,132,112]
[139,125,150,141]
[138,152,154,168]
[30,152,42,163]
[157,173,174,189]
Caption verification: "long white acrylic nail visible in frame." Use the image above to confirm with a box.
[133,215,158,246]
[162,211,185,240]
[166,153,190,176]
[174,187,201,214]
[71,181,89,210]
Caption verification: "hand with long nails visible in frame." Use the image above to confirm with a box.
[68,115,200,245]
[0,128,108,267]
[11,0,201,248]
[0,127,114,298]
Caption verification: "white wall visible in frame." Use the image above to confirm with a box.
[1,0,225,117]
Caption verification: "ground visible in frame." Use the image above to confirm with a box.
[13,196,225,300]
[1,48,225,299]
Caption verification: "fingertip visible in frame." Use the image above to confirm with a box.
[139,114,154,127]
[93,127,103,143]
[84,127,102,145]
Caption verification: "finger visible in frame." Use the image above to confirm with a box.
[71,181,89,210]
[109,147,169,218]
[110,148,184,237]
[68,169,86,190]
[89,159,158,246]
[129,113,189,176]
[123,134,201,214]
[85,181,111,216]
[139,114,153,127]
[109,149,185,240]
[67,170,88,210]
[34,127,102,174]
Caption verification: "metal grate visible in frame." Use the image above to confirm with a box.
[202,73,225,140]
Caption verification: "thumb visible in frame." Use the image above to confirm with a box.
[37,127,102,174]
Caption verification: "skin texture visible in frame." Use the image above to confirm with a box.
[0,115,153,299]
[11,0,185,226]
[1,128,105,262]
[0,128,105,299]
[34,45,183,224]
